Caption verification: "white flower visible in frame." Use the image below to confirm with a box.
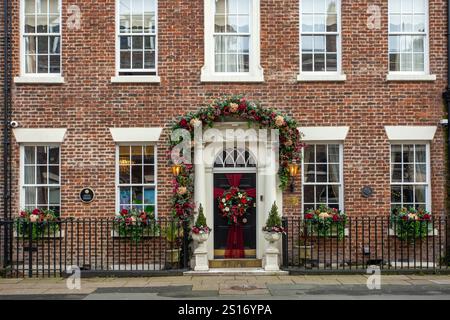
[225,207,230,212]
[222,198,226,203]
[238,193,243,198]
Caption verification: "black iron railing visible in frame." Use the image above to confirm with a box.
[0,217,189,277]
[282,216,449,272]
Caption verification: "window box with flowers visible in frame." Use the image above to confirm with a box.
[112,209,161,242]
[389,208,437,241]
[14,209,64,239]
[304,205,348,240]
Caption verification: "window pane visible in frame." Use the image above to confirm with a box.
[402,14,413,32]
[391,145,402,162]
[403,164,414,182]
[304,185,314,203]
[316,185,327,203]
[26,55,36,73]
[24,166,36,184]
[328,145,339,162]
[316,145,327,162]
[37,186,48,204]
[25,0,36,14]
[402,185,414,203]
[215,15,226,32]
[326,35,337,52]
[314,54,325,71]
[414,15,425,32]
[391,164,402,182]
[305,164,315,182]
[326,14,337,32]
[49,55,60,73]
[415,164,426,182]
[314,36,325,52]
[391,186,401,203]
[36,15,48,33]
[131,165,143,184]
[402,0,413,13]
[238,36,249,53]
[304,146,314,163]
[37,0,48,14]
[328,185,339,203]
[316,164,327,182]
[131,15,143,33]
[119,187,131,205]
[413,53,424,71]
[389,53,400,71]
[48,165,59,184]
[120,15,131,33]
[302,0,314,13]
[415,145,426,162]
[48,146,59,164]
[314,14,326,32]
[328,164,339,182]
[301,14,313,32]
[227,0,238,14]
[120,51,131,69]
[144,35,155,50]
[238,16,249,33]
[37,36,48,54]
[389,0,401,13]
[389,36,400,52]
[144,51,155,69]
[414,0,425,13]
[49,36,60,53]
[37,55,49,73]
[143,165,155,183]
[215,0,225,15]
[25,146,35,164]
[400,53,412,71]
[37,166,47,184]
[25,16,36,33]
[302,54,313,71]
[227,15,238,33]
[49,0,59,13]
[132,36,143,49]
[49,187,60,205]
[144,187,155,204]
[302,36,313,52]
[227,54,238,72]
[132,186,143,204]
[120,36,131,50]
[314,0,326,13]
[326,54,337,71]
[389,14,401,32]
[37,146,48,164]
[132,51,143,68]
[119,165,130,184]
[403,145,414,163]
[49,15,59,33]
[25,187,37,206]
[238,0,250,14]
[215,54,225,72]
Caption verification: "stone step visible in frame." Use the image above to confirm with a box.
[209,259,262,269]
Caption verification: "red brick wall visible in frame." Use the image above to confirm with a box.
[8,0,448,219]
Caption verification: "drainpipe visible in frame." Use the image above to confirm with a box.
[2,0,12,268]
[443,0,450,264]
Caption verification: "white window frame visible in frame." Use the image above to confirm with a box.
[297,0,346,82]
[115,143,158,216]
[301,142,344,214]
[15,0,64,84]
[389,142,431,212]
[19,144,62,214]
[111,0,161,83]
[386,0,435,81]
[200,0,264,83]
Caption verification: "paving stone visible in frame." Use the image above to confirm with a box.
[219,289,247,295]
[158,290,219,298]
[93,285,193,294]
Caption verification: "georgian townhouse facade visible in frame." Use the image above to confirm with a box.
[1,0,448,269]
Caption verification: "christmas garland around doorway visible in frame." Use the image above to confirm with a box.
[170,95,304,220]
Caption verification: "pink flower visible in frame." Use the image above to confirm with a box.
[32,209,41,216]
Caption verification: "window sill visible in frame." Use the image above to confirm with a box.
[386,74,437,82]
[200,72,264,83]
[388,228,438,237]
[110,76,161,83]
[297,73,347,82]
[14,75,65,84]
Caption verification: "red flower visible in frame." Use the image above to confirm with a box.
[179,119,188,128]
[305,213,314,220]
[332,214,340,222]
[226,194,232,201]
[241,198,247,204]
[120,209,128,216]
[423,214,431,221]
[32,209,40,216]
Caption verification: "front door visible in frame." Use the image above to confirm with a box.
[213,173,257,259]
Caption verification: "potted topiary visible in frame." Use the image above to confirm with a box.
[191,204,211,271]
[262,202,285,271]
[191,204,211,242]
[263,202,285,243]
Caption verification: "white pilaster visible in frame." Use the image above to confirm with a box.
[194,142,206,213]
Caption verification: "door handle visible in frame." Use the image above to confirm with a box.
[260,195,263,202]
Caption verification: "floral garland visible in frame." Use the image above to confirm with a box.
[170,95,304,220]
[218,187,253,225]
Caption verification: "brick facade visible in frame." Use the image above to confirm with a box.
[7,0,448,220]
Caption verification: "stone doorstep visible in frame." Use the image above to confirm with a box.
[184,268,288,276]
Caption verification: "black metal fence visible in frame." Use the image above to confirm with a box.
[282,216,450,273]
[0,217,189,277]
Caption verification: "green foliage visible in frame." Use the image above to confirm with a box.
[195,204,207,228]
[304,205,347,240]
[163,220,184,245]
[390,207,432,241]
[265,202,282,228]
[114,208,160,242]
[15,208,60,240]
